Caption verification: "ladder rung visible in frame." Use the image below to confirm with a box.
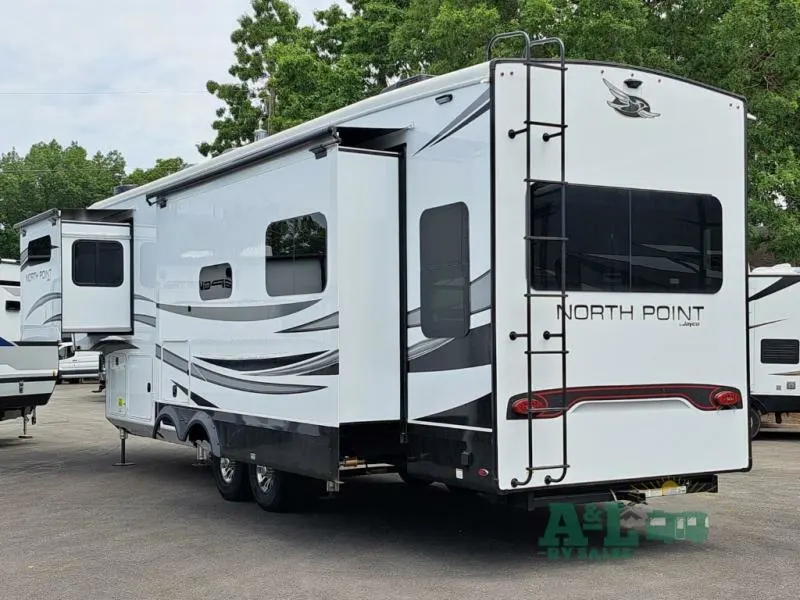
[543,331,564,340]
[525,350,569,355]
[524,179,568,184]
[525,120,566,129]
[524,62,567,72]
[525,292,567,298]
[526,463,570,472]
[525,235,568,242]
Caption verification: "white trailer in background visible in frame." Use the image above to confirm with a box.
[0,258,59,431]
[748,264,800,437]
[16,33,751,511]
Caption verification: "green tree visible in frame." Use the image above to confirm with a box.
[201,0,800,262]
[123,157,190,186]
[0,140,125,259]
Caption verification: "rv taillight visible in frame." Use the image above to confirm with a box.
[510,396,547,415]
[711,390,740,407]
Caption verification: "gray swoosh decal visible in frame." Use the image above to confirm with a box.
[157,299,319,321]
[408,337,453,360]
[3,286,20,297]
[134,314,156,327]
[162,347,189,374]
[191,362,325,395]
[408,270,491,328]
[134,294,155,303]
[246,350,339,377]
[43,313,62,324]
[278,312,339,333]
[26,292,61,318]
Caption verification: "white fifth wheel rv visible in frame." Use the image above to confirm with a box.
[16,34,751,511]
[748,263,800,437]
[0,258,59,429]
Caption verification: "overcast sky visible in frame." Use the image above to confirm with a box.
[0,0,329,171]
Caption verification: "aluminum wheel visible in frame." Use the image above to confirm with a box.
[255,465,276,494]
[219,457,237,484]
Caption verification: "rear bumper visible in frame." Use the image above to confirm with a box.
[506,473,719,511]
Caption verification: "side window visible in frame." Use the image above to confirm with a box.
[265,213,327,296]
[72,240,124,287]
[419,202,471,339]
[199,263,232,300]
[27,235,52,266]
[5,300,20,312]
[761,339,799,365]
[530,184,723,294]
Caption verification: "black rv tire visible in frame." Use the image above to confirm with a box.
[212,456,252,502]
[249,464,316,513]
[749,408,762,439]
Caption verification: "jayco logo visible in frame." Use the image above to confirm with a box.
[603,78,660,119]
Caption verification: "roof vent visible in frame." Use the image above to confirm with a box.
[380,73,435,94]
[113,184,138,195]
[253,127,268,141]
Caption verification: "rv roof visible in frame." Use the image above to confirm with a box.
[751,264,800,274]
[89,57,746,211]
[90,61,490,210]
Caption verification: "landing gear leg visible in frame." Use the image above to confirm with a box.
[113,427,135,467]
[18,410,33,439]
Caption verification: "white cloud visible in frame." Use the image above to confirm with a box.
[0,0,330,171]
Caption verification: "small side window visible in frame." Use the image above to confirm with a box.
[72,240,124,287]
[761,339,799,365]
[419,202,471,339]
[27,235,52,266]
[266,213,327,296]
[199,263,232,301]
[5,300,20,312]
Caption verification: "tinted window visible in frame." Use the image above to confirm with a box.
[266,213,327,296]
[420,202,470,338]
[72,240,124,287]
[27,235,51,266]
[199,263,232,300]
[761,339,799,365]
[530,183,722,293]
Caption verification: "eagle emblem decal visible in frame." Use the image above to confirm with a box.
[603,78,660,119]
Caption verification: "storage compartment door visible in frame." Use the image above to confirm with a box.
[61,221,132,334]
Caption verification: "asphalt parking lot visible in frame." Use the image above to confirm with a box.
[1,384,799,600]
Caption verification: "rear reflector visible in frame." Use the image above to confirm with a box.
[510,396,548,415]
[711,390,741,407]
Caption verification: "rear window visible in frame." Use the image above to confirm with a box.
[530,183,722,294]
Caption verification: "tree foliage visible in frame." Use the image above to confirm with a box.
[123,157,191,186]
[201,0,800,263]
[0,143,189,259]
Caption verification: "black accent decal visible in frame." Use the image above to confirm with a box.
[0,279,19,287]
[157,299,319,321]
[302,364,339,376]
[748,276,800,302]
[416,394,492,429]
[408,323,492,373]
[277,312,339,333]
[156,403,339,481]
[603,78,660,118]
[749,319,786,329]
[172,381,218,408]
[415,89,490,154]
[14,340,59,347]
[196,352,326,372]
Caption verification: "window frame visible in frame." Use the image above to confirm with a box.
[528,181,724,295]
[419,201,471,340]
[198,262,233,301]
[265,212,328,297]
[71,239,125,288]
